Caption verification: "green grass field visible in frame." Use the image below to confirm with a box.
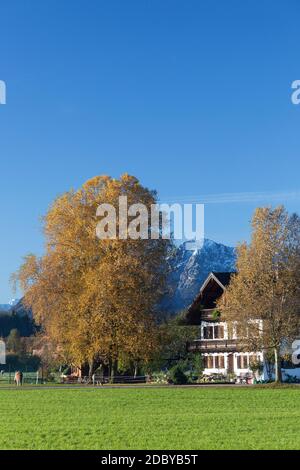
[0,386,299,450]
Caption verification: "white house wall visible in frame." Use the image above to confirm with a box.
[202,351,264,377]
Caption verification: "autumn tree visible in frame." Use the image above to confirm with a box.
[218,206,300,382]
[15,174,172,378]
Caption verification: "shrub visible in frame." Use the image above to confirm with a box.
[150,371,169,384]
[169,363,188,385]
[192,353,204,377]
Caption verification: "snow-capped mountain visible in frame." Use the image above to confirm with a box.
[163,239,236,313]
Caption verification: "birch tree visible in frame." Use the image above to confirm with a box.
[218,206,300,382]
[16,174,171,378]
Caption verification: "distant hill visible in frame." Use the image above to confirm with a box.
[0,299,19,312]
[10,299,33,319]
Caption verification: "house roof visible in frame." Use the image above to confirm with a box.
[184,271,235,325]
[211,272,233,288]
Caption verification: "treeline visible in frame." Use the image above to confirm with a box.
[0,312,36,337]
[0,353,40,372]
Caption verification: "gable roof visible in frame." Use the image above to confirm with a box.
[211,272,233,288]
[184,271,235,324]
[197,271,234,295]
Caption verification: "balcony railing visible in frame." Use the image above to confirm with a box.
[187,339,240,352]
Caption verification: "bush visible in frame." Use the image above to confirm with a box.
[169,364,188,385]
[150,371,169,384]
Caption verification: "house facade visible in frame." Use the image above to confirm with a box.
[186,272,264,381]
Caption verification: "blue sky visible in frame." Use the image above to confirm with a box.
[0,0,300,301]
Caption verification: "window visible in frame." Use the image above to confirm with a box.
[219,355,225,368]
[227,323,234,339]
[236,323,260,339]
[203,326,214,339]
[215,325,224,339]
[207,355,214,368]
[204,354,225,369]
[236,354,249,369]
[203,324,224,340]
[236,324,246,339]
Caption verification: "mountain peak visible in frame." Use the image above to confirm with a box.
[163,239,236,313]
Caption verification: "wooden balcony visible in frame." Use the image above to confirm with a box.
[187,338,240,353]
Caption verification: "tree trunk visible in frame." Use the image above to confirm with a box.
[274,347,282,383]
[88,359,94,381]
[134,362,138,379]
[109,359,117,384]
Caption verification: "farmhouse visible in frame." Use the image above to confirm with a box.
[186,271,300,382]
[186,272,264,382]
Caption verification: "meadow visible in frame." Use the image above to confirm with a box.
[0,386,299,450]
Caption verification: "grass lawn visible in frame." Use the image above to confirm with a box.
[0,386,299,450]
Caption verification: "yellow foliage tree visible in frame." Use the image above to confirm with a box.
[16,174,172,378]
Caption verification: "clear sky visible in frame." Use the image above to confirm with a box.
[0,0,300,301]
